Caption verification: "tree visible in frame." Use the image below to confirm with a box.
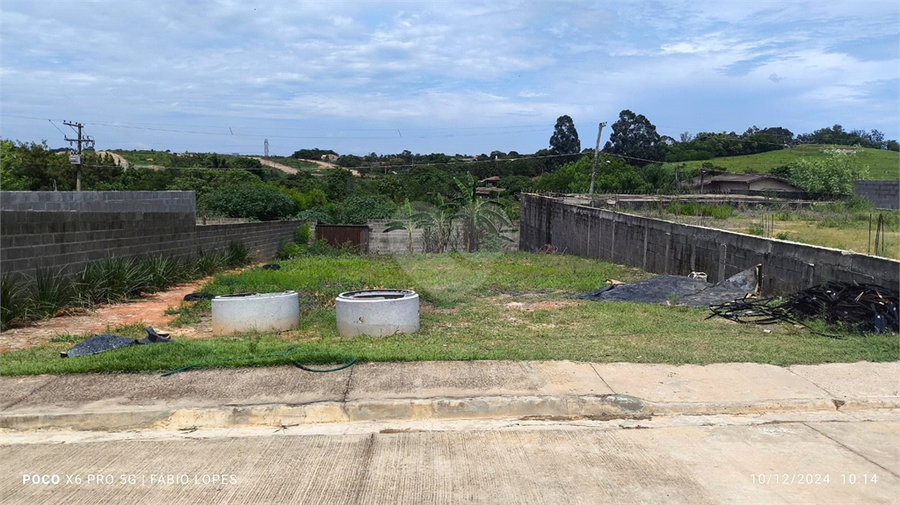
[789,151,869,195]
[603,110,664,166]
[549,115,581,155]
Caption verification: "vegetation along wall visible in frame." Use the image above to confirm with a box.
[854,180,899,210]
[520,194,899,295]
[1,191,302,278]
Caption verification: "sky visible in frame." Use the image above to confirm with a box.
[1,0,898,157]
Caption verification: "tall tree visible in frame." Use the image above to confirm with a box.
[549,115,581,154]
[603,110,664,167]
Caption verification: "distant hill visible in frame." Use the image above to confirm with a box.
[662,145,899,180]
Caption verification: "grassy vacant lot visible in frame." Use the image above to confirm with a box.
[663,145,900,180]
[651,201,900,260]
[3,253,896,376]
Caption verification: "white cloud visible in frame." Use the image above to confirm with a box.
[1,0,897,154]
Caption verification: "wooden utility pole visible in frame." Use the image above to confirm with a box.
[64,121,94,191]
[588,122,607,200]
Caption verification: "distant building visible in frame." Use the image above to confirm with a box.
[691,174,801,194]
[321,154,339,162]
[476,176,506,197]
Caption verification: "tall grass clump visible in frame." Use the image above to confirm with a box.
[226,242,253,268]
[195,249,229,277]
[29,266,75,319]
[1,273,29,330]
[4,242,254,329]
[74,257,152,306]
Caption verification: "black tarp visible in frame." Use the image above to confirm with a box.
[61,326,172,358]
[578,265,761,308]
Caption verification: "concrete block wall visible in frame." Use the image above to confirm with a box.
[854,180,899,209]
[367,219,519,254]
[520,194,899,295]
[367,220,426,254]
[196,220,308,262]
[0,192,303,278]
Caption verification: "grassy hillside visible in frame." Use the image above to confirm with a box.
[663,145,899,180]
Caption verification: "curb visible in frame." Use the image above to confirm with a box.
[3,394,899,432]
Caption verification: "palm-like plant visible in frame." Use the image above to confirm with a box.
[384,199,430,254]
[419,194,454,253]
[452,174,513,253]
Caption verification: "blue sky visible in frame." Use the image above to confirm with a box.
[1,1,898,157]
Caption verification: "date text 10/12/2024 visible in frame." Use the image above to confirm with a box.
[752,474,878,485]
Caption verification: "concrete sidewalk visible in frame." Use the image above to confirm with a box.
[2,360,898,431]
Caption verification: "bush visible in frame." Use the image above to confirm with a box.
[294,223,312,246]
[200,184,297,221]
[789,152,869,194]
[333,195,396,224]
[277,241,301,260]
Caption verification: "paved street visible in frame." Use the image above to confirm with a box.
[2,411,897,504]
[3,360,898,503]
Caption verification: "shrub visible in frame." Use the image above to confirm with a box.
[789,152,869,194]
[296,207,333,224]
[294,223,312,246]
[277,241,301,260]
[333,195,396,224]
[200,184,297,221]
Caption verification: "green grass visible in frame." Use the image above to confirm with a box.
[663,145,900,180]
[2,253,895,376]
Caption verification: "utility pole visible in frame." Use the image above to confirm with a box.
[64,121,94,192]
[588,122,607,201]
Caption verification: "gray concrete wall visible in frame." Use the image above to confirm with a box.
[854,180,899,209]
[367,219,520,254]
[520,194,899,295]
[0,191,303,278]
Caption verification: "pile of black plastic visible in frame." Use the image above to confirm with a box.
[708,282,899,335]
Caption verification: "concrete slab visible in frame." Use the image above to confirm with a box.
[639,422,898,504]
[2,420,896,504]
[593,362,831,403]
[346,360,611,401]
[0,375,57,409]
[789,361,900,399]
[804,421,900,475]
[2,366,349,414]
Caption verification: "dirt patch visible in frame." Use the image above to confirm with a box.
[0,279,214,353]
[503,300,582,311]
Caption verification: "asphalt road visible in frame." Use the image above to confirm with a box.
[2,412,897,505]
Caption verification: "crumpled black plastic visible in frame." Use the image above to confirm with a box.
[578,266,760,309]
[61,326,172,358]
